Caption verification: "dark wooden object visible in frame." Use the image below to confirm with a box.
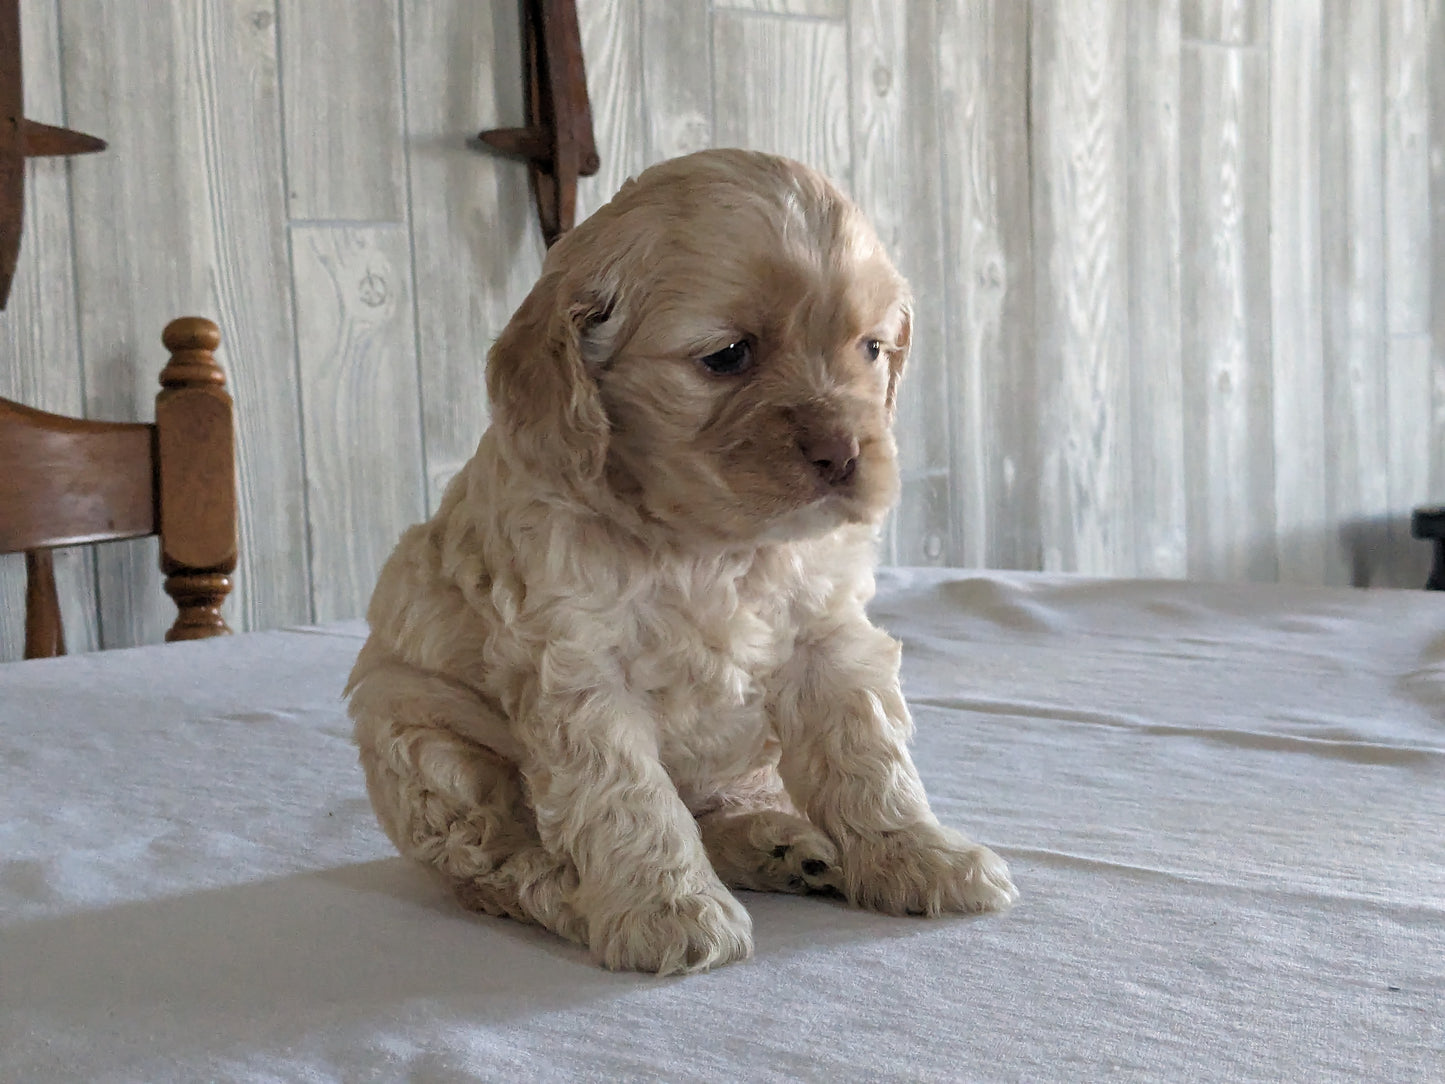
[0,0,106,308]
[1411,506,1445,591]
[0,317,237,658]
[479,0,599,247]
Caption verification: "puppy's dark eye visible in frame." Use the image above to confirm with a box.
[699,340,753,376]
[863,339,884,362]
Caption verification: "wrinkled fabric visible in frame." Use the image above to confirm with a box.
[1,569,1441,1082]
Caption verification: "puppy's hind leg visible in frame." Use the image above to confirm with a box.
[348,663,585,945]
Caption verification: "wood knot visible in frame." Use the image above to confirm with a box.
[358,270,388,307]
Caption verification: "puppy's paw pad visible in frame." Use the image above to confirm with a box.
[592,885,753,976]
[703,809,844,896]
[750,816,843,895]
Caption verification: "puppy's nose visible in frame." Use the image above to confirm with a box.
[800,432,860,487]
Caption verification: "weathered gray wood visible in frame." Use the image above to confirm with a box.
[8,0,1445,655]
[1268,0,1328,584]
[401,0,545,513]
[1385,0,1432,338]
[1319,0,1389,587]
[59,0,179,647]
[280,0,406,222]
[192,2,311,630]
[716,0,845,17]
[1182,0,1265,45]
[0,0,96,661]
[61,0,309,649]
[640,0,712,163]
[1180,41,1276,582]
[848,0,949,567]
[712,10,851,190]
[290,225,424,623]
[1430,0,1445,546]
[576,0,646,223]
[1030,0,1135,575]
[1384,0,1434,586]
[1127,0,1186,578]
[1387,336,1434,587]
[936,0,1036,571]
[60,1,209,649]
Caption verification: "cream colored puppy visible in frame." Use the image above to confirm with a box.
[347,149,1016,975]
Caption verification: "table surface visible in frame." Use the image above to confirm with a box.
[1,568,1442,1083]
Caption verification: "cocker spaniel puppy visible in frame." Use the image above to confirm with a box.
[347,149,1016,975]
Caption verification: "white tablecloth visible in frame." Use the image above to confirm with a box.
[1,569,1442,1082]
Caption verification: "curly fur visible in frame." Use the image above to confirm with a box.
[346,149,1017,975]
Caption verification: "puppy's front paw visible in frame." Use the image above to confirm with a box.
[843,823,1017,916]
[591,884,754,975]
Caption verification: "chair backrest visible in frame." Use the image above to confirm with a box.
[0,316,237,659]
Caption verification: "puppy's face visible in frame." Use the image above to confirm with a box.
[488,150,911,545]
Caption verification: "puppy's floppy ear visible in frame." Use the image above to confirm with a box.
[486,270,616,486]
[885,302,912,419]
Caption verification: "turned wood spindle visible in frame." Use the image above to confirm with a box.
[23,549,63,657]
[155,316,237,641]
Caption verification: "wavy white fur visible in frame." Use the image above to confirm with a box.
[347,149,1016,975]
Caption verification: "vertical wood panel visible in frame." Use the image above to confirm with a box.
[712,11,851,190]
[65,1,308,642]
[1269,0,1328,583]
[1319,0,1389,586]
[279,0,406,221]
[1180,43,1275,582]
[0,0,96,661]
[1182,0,1265,45]
[1384,0,1434,586]
[63,0,308,648]
[576,0,646,223]
[62,0,198,649]
[291,225,424,623]
[1431,0,1445,531]
[640,0,712,163]
[401,0,545,510]
[1386,337,1434,586]
[1031,0,1134,574]
[936,0,1036,571]
[1127,0,1186,577]
[849,0,949,567]
[716,1,845,17]
[1384,0,1432,337]
[193,2,311,631]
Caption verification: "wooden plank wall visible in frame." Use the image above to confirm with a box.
[1,0,1440,660]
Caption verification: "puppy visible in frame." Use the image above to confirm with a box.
[346,149,1016,975]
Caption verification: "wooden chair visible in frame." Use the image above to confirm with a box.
[0,316,237,659]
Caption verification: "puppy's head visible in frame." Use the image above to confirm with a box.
[487,149,911,545]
